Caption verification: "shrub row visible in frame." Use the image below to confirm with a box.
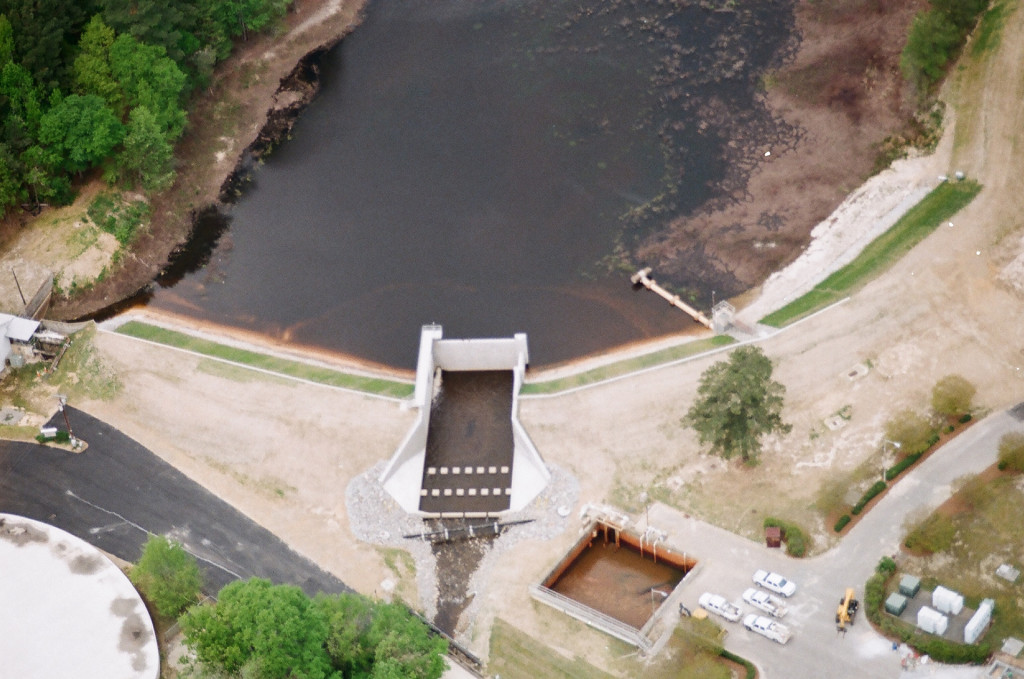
[864,573,887,625]
[886,451,924,481]
[914,637,991,664]
[35,430,71,444]
[886,427,956,481]
[852,480,888,515]
[763,517,809,557]
[833,514,851,533]
[719,649,756,679]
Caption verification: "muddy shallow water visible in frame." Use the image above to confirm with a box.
[144,0,795,368]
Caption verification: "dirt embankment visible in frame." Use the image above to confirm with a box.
[45,0,368,320]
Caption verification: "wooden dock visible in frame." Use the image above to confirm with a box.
[630,267,712,329]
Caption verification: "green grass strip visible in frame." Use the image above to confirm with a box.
[114,321,414,398]
[521,335,734,395]
[760,179,982,328]
[971,0,1011,58]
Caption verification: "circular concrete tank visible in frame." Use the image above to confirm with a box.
[0,513,159,678]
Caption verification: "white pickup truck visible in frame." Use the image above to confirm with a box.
[698,592,742,622]
[743,614,792,644]
[742,587,788,618]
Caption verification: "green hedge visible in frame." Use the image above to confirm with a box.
[913,637,990,664]
[719,649,756,679]
[865,573,887,620]
[763,517,810,558]
[852,481,888,515]
[36,430,71,444]
[864,557,991,665]
[886,452,924,481]
[833,514,852,533]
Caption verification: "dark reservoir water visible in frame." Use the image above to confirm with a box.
[148,0,794,369]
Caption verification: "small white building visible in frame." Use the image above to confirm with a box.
[0,313,41,367]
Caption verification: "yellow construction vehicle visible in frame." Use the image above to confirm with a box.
[836,588,859,631]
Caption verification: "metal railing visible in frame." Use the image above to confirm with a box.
[529,585,653,651]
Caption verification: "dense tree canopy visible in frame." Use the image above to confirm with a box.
[0,0,293,216]
[683,346,791,464]
[180,579,447,679]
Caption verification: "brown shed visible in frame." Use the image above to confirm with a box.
[765,525,782,548]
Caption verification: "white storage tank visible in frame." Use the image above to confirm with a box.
[932,586,964,615]
[917,606,949,635]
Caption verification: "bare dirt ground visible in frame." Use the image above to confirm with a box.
[3,0,1024,674]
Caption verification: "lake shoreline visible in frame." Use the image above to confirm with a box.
[47,0,370,321]
[48,1,925,368]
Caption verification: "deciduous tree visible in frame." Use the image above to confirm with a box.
[39,92,124,173]
[19,144,66,205]
[129,534,202,618]
[883,409,935,456]
[931,373,976,419]
[181,578,334,679]
[318,595,446,679]
[116,105,174,190]
[997,431,1024,472]
[683,346,790,464]
[109,33,187,137]
[182,580,447,679]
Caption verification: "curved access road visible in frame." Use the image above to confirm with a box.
[0,406,349,597]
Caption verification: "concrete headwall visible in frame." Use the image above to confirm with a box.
[433,334,528,371]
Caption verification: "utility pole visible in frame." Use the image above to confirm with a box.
[11,268,26,307]
[56,394,77,447]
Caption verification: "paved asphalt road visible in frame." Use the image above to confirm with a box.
[659,403,1024,678]
[0,406,349,597]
